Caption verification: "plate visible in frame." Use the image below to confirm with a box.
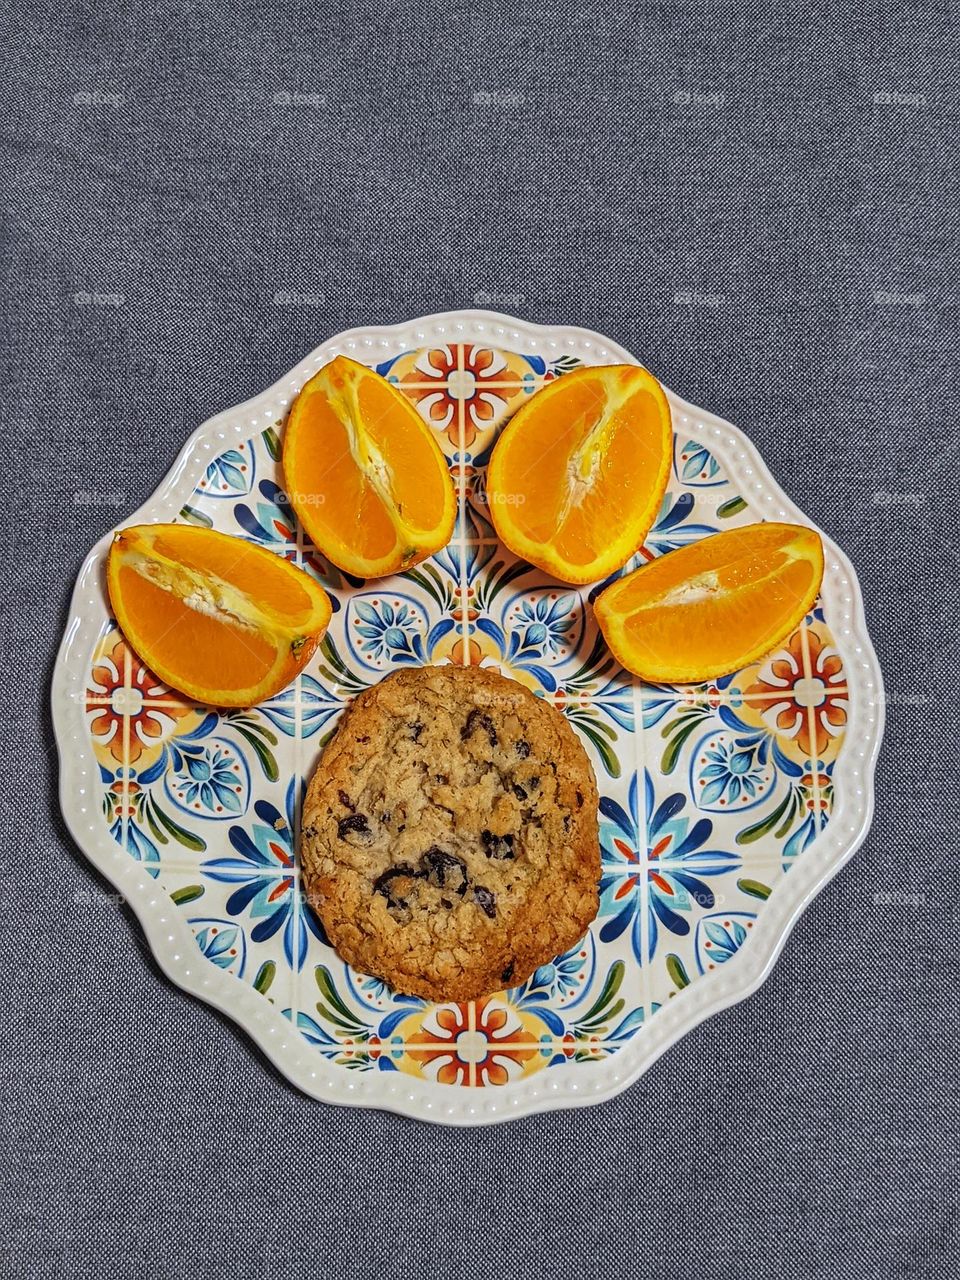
[52,311,884,1125]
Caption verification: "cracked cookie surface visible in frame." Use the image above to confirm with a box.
[301,665,600,1001]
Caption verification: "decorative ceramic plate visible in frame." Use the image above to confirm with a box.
[53,311,883,1125]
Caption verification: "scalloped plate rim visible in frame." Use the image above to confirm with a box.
[52,310,885,1125]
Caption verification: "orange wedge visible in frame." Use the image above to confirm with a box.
[107,524,332,707]
[282,355,456,578]
[594,523,824,683]
[486,364,672,584]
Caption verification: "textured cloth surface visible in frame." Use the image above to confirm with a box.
[2,2,958,1278]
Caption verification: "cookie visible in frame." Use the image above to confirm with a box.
[301,665,600,1002]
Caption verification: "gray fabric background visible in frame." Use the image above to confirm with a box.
[2,2,958,1277]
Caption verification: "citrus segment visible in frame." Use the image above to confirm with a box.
[144,524,318,624]
[486,364,672,583]
[106,523,332,707]
[282,355,456,578]
[594,522,824,683]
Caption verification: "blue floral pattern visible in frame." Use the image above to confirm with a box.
[646,492,720,556]
[198,441,256,498]
[165,739,250,818]
[674,437,723,486]
[347,595,454,667]
[203,779,324,970]
[691,730,777,811]
[694,912,756,974]
[599,772,740,963]
[234,478,297,549]
[191,919,247,976]
[261,675,342,739]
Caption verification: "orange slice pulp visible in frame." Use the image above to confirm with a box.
[106,523,332,706]
[282,355,456,579]
[486,364,672,584]
[594,522,824,682]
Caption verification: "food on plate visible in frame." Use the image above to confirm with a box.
[106,523,331,706]
[594,522,824,682]
[282,354,456,579]
[485,363,671,584]
[104,364,826,1003]
[300,664,600,1001]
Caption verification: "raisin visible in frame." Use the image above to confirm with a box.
[512,783,527,801]
[381,812,392,825]
[421,847,468,895]
[337,813,371,840]
[472,886,497,918]
[515,739,530,758]
[337,790,354,810]
[410,721,424,741]
[529,776,540,789]
[501,961,515,983]
[576,789,584,809]
[462,708,498,748]
[441,897,453,910]
[481,830,514,860]
[373,864,420,911]
[562,814,571,833]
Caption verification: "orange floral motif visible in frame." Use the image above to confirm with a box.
[408,999,539,1086]
[449,637,482,666]
[801,768,832,814]
[409,346,522,448]
[86,637,194,764]
[747,629,847,758]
